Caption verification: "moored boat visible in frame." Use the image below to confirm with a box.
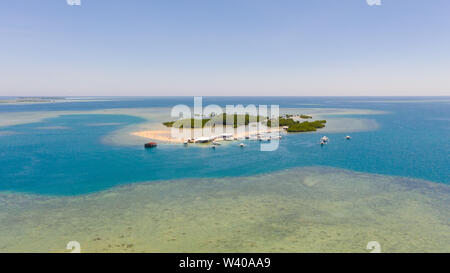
[144,142,157,148]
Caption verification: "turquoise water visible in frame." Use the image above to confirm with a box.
[0,97,448,195]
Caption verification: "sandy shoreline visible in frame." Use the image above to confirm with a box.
[131,125,283,144]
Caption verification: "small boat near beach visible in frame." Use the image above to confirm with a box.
[346,136,351,139]
[240,143,246,147]
[195,137,213,143]
[144,142,157,148]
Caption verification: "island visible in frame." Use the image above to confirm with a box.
[267,115,326,132]
[163,113,326,133]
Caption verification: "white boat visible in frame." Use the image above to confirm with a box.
[321,136,329,142]
[240,143,245,147]
[195,136,213,143]
[346,136,351,139]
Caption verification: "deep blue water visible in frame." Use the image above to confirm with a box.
[0,97,448,195]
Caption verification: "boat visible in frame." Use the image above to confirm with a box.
[240,143,245,147]
[144,142,157,148]
[195,136,213,143]
[219,133,233,140]
[346,136,351,139]
[321,136,329,143]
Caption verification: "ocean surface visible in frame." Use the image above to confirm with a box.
[0,96,449,253]
[0,97,449,195]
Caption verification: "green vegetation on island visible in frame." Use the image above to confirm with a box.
[162,119,211,128]
[267,115,326,132]
[163,113,326,133]
[163,114,265,128]
[285,120,326,132]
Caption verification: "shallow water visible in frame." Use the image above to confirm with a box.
[0,99,448,195]
[0,97,448,252]
[0,167,448,253]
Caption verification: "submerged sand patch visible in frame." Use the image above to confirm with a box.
[0,107,384,146]
[0,167,448,253]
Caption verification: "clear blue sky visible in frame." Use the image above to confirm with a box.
[1,0,449,96]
